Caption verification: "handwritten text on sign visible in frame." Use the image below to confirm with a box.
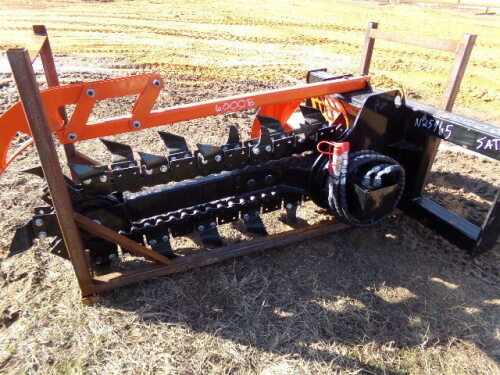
[215,99,256,114]
[414,118,453,140]
[476,137,499,151]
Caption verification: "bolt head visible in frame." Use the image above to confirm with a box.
[83,179,92,185]
[243,214,250,222]
[109,253,118,261]
[145,167,153,175]
[197,225,205,232]
[286,203,293,209]
[162,235,169,242]
[265,175,274,184]
[38,231,47,239]
[86,88,96,97]
[152,79,161,87]
[255,211,260,217]
[34,218,44,227]
[92,219,102,225]
[99,174,108,183]
[298,136,305,143]
[247,179,256,187]
[68,133,77,141]
[160,165,168,173]
[265,145,272,152]
[210,222,216,229]
[149,239,157,246]
[214,155,222,162]
[252,147,260,155]
[132,120,141,129]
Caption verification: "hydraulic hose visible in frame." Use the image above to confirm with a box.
[327,150,405,227]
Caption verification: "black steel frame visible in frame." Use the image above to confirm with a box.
[308,70,499,256]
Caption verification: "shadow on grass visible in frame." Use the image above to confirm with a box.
[103,214,498,374]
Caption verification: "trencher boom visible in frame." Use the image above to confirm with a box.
[1,24,498,301]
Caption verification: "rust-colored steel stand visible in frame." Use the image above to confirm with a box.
[7,48,95,295]
[32,25,76,163]
[5,49,349,301]
[89,221,349,294]
[30,25,98,168]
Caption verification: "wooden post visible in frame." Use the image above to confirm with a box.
[361,24,477,196]
[441,34,477,111]
[415,34,477,196]
[359,22,378,76]
[7,48,94,295]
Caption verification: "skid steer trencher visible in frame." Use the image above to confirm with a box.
[1,25,498,302]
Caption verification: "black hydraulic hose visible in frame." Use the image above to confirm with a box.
[328,150,405,227]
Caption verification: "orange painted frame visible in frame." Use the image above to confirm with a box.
[0,74,369,176]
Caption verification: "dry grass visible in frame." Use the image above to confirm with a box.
[0,1,499,374]
[1,216,499,374]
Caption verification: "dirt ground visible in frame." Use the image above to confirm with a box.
[0,1,499,374]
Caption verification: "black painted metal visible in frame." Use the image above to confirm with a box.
[409,197,481,251]
[475,189,500,256]
[308,69,498,255]
[69,114,334,195]
[11,134,332,262]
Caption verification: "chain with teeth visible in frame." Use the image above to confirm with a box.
[11,106,347,264]
[69,106,346,196]
[120,185,306,257]
[19,160,315,262]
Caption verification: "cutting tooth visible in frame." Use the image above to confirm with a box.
[242,211,268,235]
[158,131,189,155]
[24,165,76,190]
[258,126,272,146]
[285,204,298,224]
[299,105,327,138]
[226,125,240,145]
[256,115,285,136]
[299,122,322,138]
[100,139,135,163]
[138,151,169,169]
[299,105,327,126]
[21,166,44,178]
[49,238,69,259]
[68,163,108,181]
[249,126,272,157]
[8,221,35,257]
[152,239,176,258]
[196,144,221,159]
[197,222,223,247]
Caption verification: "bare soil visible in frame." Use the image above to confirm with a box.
[0,1,499,374]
